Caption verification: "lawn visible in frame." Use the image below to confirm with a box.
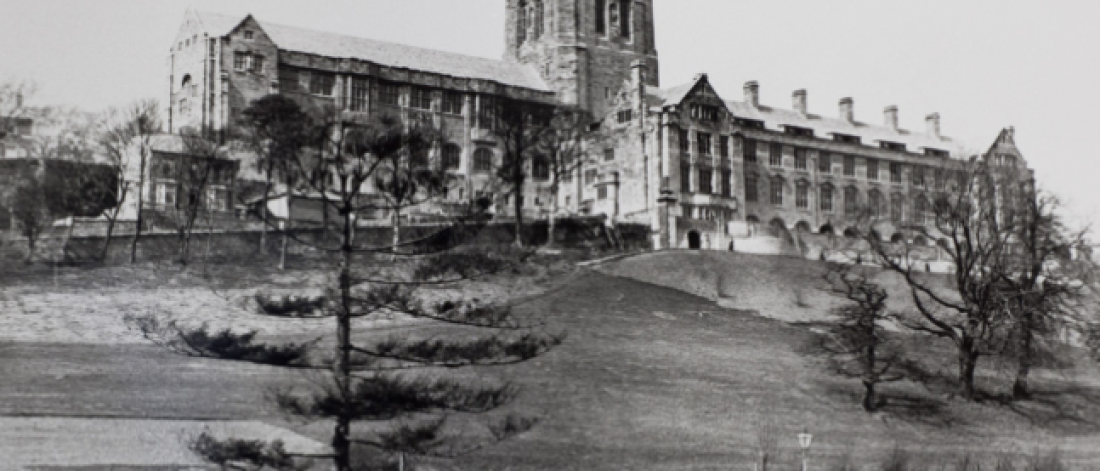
[1,252,1099,470]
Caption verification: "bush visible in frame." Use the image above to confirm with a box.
[255,292,327,317]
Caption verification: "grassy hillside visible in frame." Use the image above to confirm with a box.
[2,254,1099,469]
[445,254,1100,470]
[599,250,950,324]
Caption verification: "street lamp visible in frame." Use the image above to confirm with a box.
[798,428,813,471]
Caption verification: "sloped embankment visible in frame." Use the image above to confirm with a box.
[597,250,947,323]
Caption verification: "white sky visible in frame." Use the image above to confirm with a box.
[2,0,1098,228]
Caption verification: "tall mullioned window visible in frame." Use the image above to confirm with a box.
[595,0,607,34]
[697,132,712,156]
[794,148,807,170]
[310,72,335,96]
[442,144,461,170]
[796,182,809,210]
[378,82,400,106]
[890,163,903,183]
[721,169,732,197]
[819,152,831,173]
[619,0,631,38]
[679,128,690,153]
[442,91,463,114]
[769,143,782,167]
[746,174,759,203]
[867,159,879,180]
[743,138,757,162]
[820,185,834,213]
[698,168,713,194]
[410,87,432,110]
[843,155,855,177]
[770,176,784,206]
[719,136,730,158]
[844,186,858,215]
[350,78,369,111]
[680,163,691,192]
[473,148,493,173]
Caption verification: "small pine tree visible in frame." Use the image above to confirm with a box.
[128,104,562,471]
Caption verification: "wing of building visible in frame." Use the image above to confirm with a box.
[165,1,1029,254]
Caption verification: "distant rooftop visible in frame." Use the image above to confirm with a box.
[648,76,967,157]
[190,11,550,92]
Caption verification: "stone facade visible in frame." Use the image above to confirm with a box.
[167,3,1029,253]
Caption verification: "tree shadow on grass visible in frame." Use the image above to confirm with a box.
[979,382,1100,434]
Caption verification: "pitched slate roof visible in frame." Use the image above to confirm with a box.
[650,77,967,157]
[192,11,550,92]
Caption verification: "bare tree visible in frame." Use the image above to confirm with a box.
[129,107,561,471]
[818,263,905,411]
[993,184,1093,399]
[173,129,235,266]
[862,156,1018,400]
[99,100,162,264]
[491,98,555,248]
[537,106,596,249]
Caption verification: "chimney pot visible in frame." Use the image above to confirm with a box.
[792,89,807,115]
[884,105,899,131]
[744,81,760,108]
[925,113,941,139]
[839,97,854,122]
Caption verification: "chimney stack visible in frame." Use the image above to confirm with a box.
[925,113,941,139]
[793,89,807,115]
[884,105,899,131]
[839,97,854,122]
[744,81,760,108]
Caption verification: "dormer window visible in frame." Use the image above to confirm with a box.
[833,133,861,144]
[690,104,719,122]
[244,30,254,40]
[734,118,765,129]
[784,126,814,138]
[924,148,948,158]
[880,141,906,152]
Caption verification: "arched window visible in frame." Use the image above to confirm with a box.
[533,155,550,181]
[473,148,493,173]
[891,194,904,221]
[844,186,859,216]
[517,0,528,43]
[745,173,759,203]
[769,175,784,206]
[914,195,931,225]
[820,184,834,213]
[442,144,461,170]
[795,180,809,209]
[869,190,885,218]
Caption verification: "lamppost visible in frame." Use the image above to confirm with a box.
[798,428,813,471]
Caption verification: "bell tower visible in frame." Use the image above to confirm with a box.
[504,0,659,118]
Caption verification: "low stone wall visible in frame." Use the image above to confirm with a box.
[2,217,652,266]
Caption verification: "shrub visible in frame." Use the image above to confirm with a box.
[255,292,327,317]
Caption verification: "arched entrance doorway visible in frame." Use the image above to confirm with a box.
[688,231,702,250]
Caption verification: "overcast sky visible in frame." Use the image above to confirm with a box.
[2,0,1098,227]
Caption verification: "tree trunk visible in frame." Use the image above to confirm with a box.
[260,173,271,255]
[957,345,979,400]
[862,380,877,412]
[391,207,401,262]
[333,210,355,471]
[130,154,147,265]
[279,195,292,271]
[99,213,117,262]
[545,181,558,249]
[1013,314,1034,399]
[513,190,524,248]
